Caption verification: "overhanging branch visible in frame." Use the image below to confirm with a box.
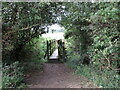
[3,23,41,38]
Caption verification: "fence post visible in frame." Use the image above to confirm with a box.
[58,40,60,61]
[62,42,66,62]
[50,40,52,55]
[47,40,49,61]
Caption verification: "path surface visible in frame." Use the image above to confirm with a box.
[25,63,97,88]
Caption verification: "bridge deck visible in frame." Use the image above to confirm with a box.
[49,49,58,60]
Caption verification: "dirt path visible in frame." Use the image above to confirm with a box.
[25,63,97,88]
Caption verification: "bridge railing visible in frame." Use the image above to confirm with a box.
[58,40,66,62]
[44,39,56,60]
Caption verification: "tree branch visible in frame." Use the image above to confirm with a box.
[3,23,41,38]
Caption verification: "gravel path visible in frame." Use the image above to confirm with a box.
[25,63,97,88]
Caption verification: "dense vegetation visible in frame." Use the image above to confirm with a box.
[2,2,120,88]
[2,2,57,88]
[61,2,120,87]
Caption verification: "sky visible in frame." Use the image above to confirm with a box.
[49,24,65,32]
[42,23,65,40]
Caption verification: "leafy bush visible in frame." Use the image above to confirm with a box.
[75,64,120,88]
[20,36,47,70]
[88,4,120,70]
[2,36,47,88]
[2,61,25,88]
[63,2,120,88]
[65,52,80,69]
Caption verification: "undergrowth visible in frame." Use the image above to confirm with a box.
[20,36,47,71]
[2,36,47,88]
[2,61,26,88]
[75,64,120,88]
[66,50,120,88]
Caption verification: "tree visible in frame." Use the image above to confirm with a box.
[2,2,59,63]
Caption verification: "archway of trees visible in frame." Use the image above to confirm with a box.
[2,2,120,88]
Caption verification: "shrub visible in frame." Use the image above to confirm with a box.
[64,2,120,88]
[20,36,47,70]
[75,64,120,88]
[2,61,25,88]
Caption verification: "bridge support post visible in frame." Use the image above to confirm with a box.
[47,40,49,61]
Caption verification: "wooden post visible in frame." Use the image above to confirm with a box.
[58,40,63,62]
[62,42,66,62]
[52,40,54,54]
[51,40,53,54]
[58,40,60,61]
[50,40,52,55]
[47,40,49,61]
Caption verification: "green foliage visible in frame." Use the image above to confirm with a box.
[2,2,61,88]
[2,37,46,88]
[65,51,80,69]
[2,2,58,64]
[62,2,120,88]
[2,61,25,88]
[20,36,47,70]
[75,65,120,88]
[88,2,120,70]
[2,2,120,88]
